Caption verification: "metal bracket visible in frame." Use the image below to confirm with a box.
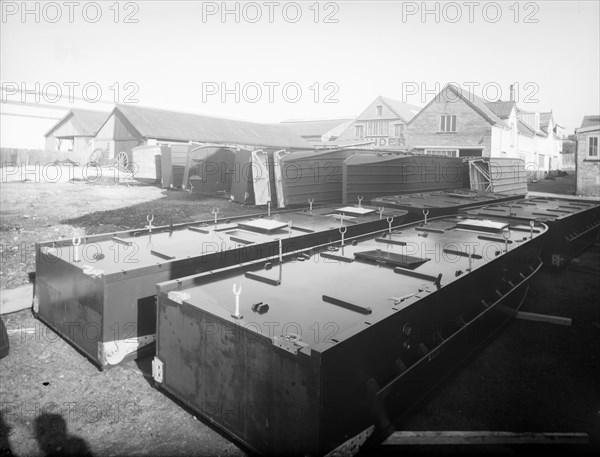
[551,254,563,267]
[82,265,104,278]
[273,333,310,355]
[32,295,39,314]
[325,425,375,457]
[99,334,157,366]
[168,291,191,304]
[152,357,164,383]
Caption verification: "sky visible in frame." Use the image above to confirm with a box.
[1,0,599,148]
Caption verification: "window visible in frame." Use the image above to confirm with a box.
[424,149,458,157]
[393,124,404,137]
[376,105,383,117]
[589,136,599,157]
[355,124,364,139]
[439,115,456,132]
[366,121,389,136]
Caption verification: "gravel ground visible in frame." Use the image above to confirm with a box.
[1,175,599,456]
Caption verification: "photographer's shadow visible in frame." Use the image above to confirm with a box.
[34,413,93,457]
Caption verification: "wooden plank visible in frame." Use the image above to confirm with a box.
[382,431,588,446]
[515,311,572,326]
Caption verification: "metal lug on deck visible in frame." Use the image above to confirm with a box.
[211,207,219,229]
[529,220,534,240]
[288,220,293,238]
[267,200,271,217]
[423,209,429,225]
[357,196,363,208]
[308,197,314,213]
[146,214,154,233]
[32,295,39,313]
[339,225,347,246]
[232,283,243,320]
[378,207,384,220]
[418,343,429,356]
[72,237,81,262]
[387,217,394,234]
[503,228,511,253]
[152,357,164,383]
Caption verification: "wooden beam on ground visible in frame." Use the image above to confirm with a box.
[515,311,572,326]
[382,431,588,446]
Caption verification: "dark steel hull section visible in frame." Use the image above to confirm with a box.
[154,216,547,456]
[34,206,407,369]
[371,188,525,221]
[464,196,600,267]
[343,154,469,205]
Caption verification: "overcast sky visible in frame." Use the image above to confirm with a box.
[1,0,599,147]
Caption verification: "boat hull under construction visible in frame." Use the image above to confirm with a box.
[463,195,600,267]
[277,148,383,206]
[153,215,547,456]
[371,188,526,220]
[34,205,407,369]
[342,154,469,204]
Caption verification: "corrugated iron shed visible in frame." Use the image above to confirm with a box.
[108,104,313,149]
[44,109,109,138]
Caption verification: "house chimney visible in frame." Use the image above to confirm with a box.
[509,84,515,102]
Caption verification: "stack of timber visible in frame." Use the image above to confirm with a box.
[371,188,525,220]
[342,154,468,205]
[34,204,407,368]
[463,196,600,267]
[154,214,548,456]
[467,157,528,195]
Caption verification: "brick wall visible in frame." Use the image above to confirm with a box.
[407,87,492,156]
[576,130,600,197]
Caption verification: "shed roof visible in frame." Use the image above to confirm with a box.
[45,108,109,137]
[581,115,600,129]
[486,101,516,120]
[280,118,353,137]
[109,105,313,149]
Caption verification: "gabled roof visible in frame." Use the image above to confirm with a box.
[378,96,421,123]
[45,108,109,137]
[581,115,600,128]
[485,101,516,120]
[106,105,312,149]
[408,84,507,127]
[539,111,553,128]
[517,120,536,138]
[280,118,353,137]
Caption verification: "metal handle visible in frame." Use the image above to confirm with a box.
[357,196,363,208]
[308,198,314,213]
[232,283,242,319]
[423,209,429,225]
[72,237,81,263]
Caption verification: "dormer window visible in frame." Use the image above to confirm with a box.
[376,105,383,117]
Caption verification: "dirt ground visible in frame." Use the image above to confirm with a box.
[1,175,599,456]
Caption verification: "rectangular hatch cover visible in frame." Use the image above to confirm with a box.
[335,206,376,215]
[354,250,429,269]
[237,219,289,233]
[456,219,509,233]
